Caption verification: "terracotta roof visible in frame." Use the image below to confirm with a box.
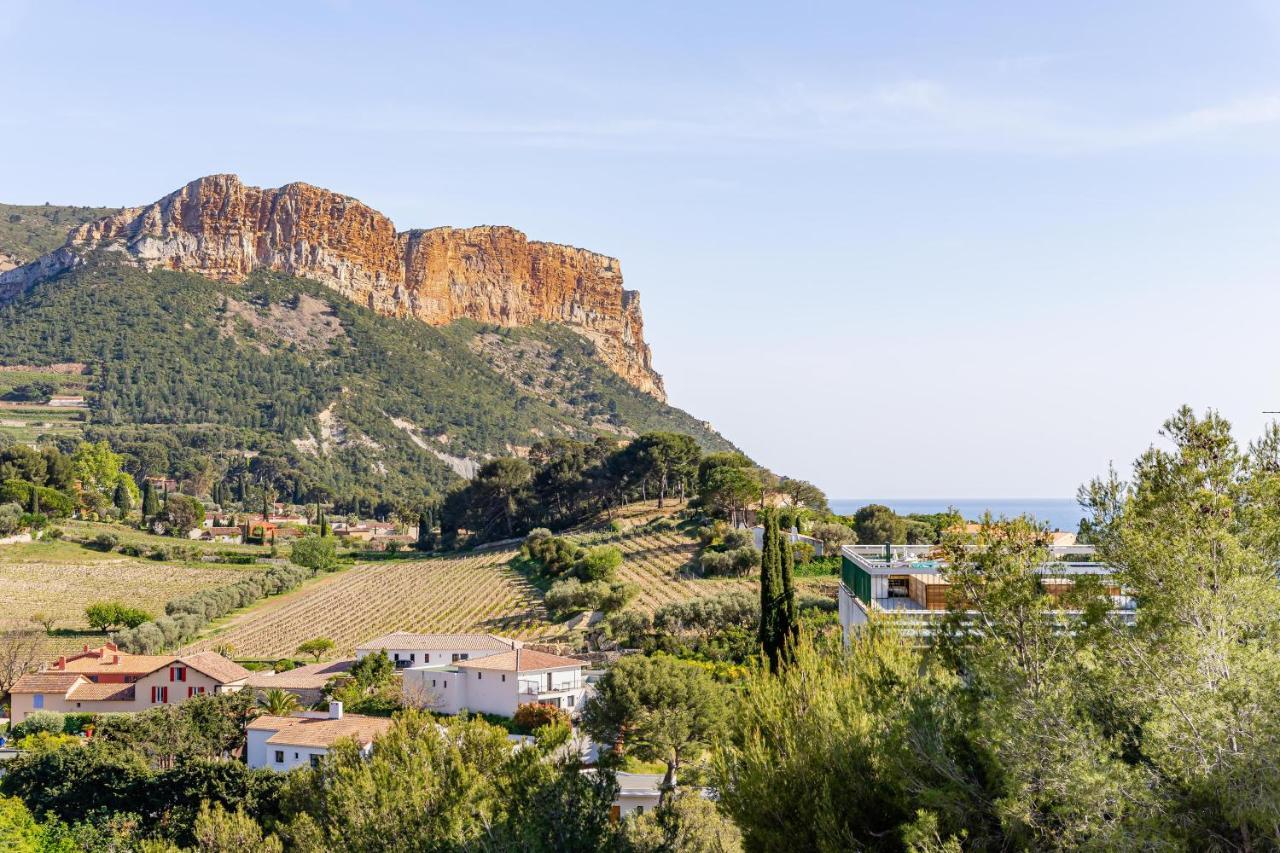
[56,649,173,676]
[355,632,520,652]
[248,713,393,748]
[67,682,136,701]
[246,659,354,690]
[458,649,584,673]
[10,672,85,694]
[179,651,251,684]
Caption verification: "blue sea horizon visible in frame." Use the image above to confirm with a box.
[829,498,1084,533]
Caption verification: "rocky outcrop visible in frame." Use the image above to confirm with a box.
[0,175,664,399]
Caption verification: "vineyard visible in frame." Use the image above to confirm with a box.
[611,529,756,610]
[185,548,552,658]
[183,524,763,658]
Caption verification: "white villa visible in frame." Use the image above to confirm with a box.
[403,647,588,718]
[246,701,392,771]
[355,632,522,669]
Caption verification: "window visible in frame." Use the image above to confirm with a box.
[567,695,575,707]
[477,672,482,680]
[151,686,169,703]
[310,754,321,768]
[170,666,186,682]
[501,674,506,682]
[636,806,644,816]
[32,694,43,709]
[431,679,437,688]
[424,653,430,663]
[410,653,416,662]
[274,750,284,763]
[452,653,469,662]
[187,686,206,698]
[444,680,448,688]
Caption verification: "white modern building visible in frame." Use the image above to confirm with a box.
[403,648,588,718]
[246,701,392,771]
[355,632,521,669]
[837,543,1134,638]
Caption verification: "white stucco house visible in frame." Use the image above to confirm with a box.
[403,648,588,718]
[245,701,393,771]
[355,631,522,669]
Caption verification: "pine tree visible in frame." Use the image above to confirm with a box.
[758,511,784,673]
[142,481,160,518]
[113,480,131,515]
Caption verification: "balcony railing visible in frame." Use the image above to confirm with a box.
[518,677,584,696]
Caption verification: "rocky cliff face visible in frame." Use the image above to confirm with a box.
[0,175,664,399]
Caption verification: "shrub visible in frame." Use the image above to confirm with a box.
[0,502,22,536]
[119,542,145,557]
[513,702,571,733]
[575,545,622,582]
[90,532,120,552]
[728,547,759,574]
[85,601,152,630]
[699,551,732,576]
[792,542,815,565]
[522,530,582,578]
[16,710,64,737]
[722,528,754,550]
[273,659,297,673]
[290,535,339,575]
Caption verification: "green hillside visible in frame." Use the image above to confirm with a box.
[0,255,733,503]
[0,202,121,264]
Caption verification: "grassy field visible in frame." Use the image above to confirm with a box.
[0,534,257,657]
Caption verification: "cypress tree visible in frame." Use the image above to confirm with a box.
[113,480,131,515]
[779,518,799,659]
[28,486,39,516]
[758,511,784,673]
[262,492,270,520]
[319,510,330,538]
[142,481,160,519]
[417,509,431,550]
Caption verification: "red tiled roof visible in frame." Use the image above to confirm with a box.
[248,713,393,748]
[458,649,584,673]
[67,682,136,701]
[179,651,251,684]
[10,673,84,694]
[356,632,519,652]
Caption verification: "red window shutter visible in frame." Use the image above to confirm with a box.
[169,668,174,682]
[150,686,155,702]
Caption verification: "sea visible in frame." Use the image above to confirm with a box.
[829,499,1084,533]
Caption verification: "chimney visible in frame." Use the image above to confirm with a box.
[82,644,89,653]
[55,656,66,670]
[105,641,118,652]
[111,654,119,664]
[328,700,344,720]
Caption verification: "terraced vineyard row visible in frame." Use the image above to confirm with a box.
[611,530,756,611]
[186,549,552,658]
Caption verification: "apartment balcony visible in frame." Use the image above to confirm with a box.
[518,677,585,698]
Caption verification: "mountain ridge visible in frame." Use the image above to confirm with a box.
[0,175,664,399]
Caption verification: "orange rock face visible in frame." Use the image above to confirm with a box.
[19,174,664,399]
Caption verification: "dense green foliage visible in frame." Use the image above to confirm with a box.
[716,407,1280,851]
[0,257,732,507]
[0,203,118,264]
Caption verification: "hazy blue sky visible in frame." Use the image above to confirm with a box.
[3,1,1279,498]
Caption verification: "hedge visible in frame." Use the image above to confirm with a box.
[113,563,308,654]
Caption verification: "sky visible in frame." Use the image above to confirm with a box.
[2,1,1279,498]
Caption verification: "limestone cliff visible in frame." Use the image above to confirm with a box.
[0,175,664,399]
